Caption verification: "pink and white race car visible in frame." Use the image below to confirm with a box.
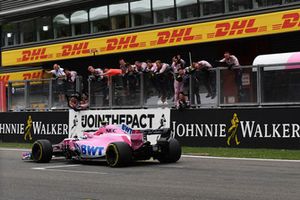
[25,124,181,167]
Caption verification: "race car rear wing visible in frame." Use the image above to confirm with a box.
[140,128,171,137]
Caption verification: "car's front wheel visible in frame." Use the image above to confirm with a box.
[32,140,53,163]
[106,142,132,167]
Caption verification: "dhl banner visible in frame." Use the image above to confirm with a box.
[2,9,300,66]
[0,69,48,85]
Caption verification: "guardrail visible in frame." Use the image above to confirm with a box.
[5,62,300,111]
[7,76,83,111]
[216,62,300,107]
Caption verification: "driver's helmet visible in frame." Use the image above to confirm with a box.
[101,121,108,126]
[94,121,109,135]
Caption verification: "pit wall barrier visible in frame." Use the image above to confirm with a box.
[0,108,299,149]
[171,108,300,149]
[0,112,69,144]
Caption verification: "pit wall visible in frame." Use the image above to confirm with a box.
[0,108,299,149]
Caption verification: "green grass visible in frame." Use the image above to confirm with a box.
[0,142,32,149]
[0,143,299,160]
[183,147,300,160]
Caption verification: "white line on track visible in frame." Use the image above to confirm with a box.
[31,164,108,175]
[32,164,80,170]
[158,165,185,169]
[33,168,108,175]
[182,155,300,163]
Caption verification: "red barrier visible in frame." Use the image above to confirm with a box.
[0,81,6,112]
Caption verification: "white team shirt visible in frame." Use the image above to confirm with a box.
[198,60,212,68]
[67,71,77,82]
[220,55,240,66]
[50,67,65,77]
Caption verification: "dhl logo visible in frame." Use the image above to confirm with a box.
[22,72,43,80]
[18,48,49,62]
[0,71,44,86]
[282,13,300,28]
[155,28,195,45]
[60,42,90,57]
[273,13,300,30]
[0,75,10,83]
[214,19,261,37]
[106,35,139,51]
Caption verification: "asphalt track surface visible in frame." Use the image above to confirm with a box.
[0,149,299,200]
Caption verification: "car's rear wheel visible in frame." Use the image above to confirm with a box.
[32,140,53,163]
[158,138,181,163]
[106,142,132,167]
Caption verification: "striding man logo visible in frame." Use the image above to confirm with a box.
[227,113,240,146]
[24,115,33,141]
[158,114,166,129]
[71,115,78,130]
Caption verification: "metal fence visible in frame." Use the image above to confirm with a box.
[7,77,82,111]
[6,62,300,111]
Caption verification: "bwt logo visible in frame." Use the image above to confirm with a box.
[61,42,90,56]
[121,124,133,135]
[80,145,104,156]
[23,72,42,80]
[156,28,194,45]
[281,13,300,29]
[106,35,139,51]
[19,48,48,62]
[215,19,259,37]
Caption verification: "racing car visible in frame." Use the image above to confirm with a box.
[24,124,181,167]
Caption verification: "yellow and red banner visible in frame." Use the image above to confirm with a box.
[0,69,47,85]
[2,9,300,66]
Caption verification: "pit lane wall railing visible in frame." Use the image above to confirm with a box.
[6,76,83,111]
[5,62,300,111]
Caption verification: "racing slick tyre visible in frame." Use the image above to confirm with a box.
[158,138,181,163]
[106,142,132,167]
[32,140,53,163]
